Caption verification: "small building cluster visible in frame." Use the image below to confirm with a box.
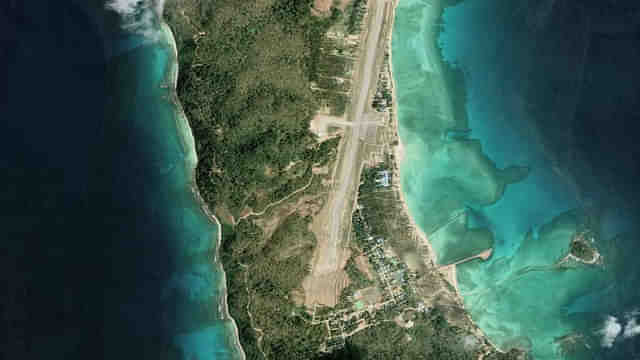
[314,163,417,352]
[315,305,377,353]
[362,236,410,305]
[372,52,393,112]
[375,170,391,187]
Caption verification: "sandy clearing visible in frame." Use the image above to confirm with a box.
[313,0,333,13]
[310,114,382,139]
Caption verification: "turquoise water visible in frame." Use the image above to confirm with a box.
[393,0,640,359]
[99,8,243,359]
[123,23,242,359]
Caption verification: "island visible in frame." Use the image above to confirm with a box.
[558,229,602,267]
[165,0,526,358]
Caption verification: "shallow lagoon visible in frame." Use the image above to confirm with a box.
[393,0,640,358]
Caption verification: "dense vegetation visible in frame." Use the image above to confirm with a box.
[569,239,596,262]
[223,213,332,359]
[345,307,525,359]
[337,251,375,305]
[347,309,475,360]
[344,254,373,289]
[354,158,413,255]
[166,0,346,215]
[346,0,368,34]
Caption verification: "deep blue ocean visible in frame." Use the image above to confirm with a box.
[2,1,240,359]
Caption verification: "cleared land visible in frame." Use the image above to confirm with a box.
[314,0,354,12]
[304,0,387,307]
[310,114,382,139]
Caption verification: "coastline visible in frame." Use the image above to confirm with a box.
[161,0,496,356]
[160,22,247,360]
[385,0,438,277]
[385,0,504,356]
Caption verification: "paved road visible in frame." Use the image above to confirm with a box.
[320,0,386,274]
[328,120,381,127]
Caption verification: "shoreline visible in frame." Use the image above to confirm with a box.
[160,22,247,360]
[385,0,439,277]
[385,0,504,356]
[438,248,493,293]
[385,0,437,266]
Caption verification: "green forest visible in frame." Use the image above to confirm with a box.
[166,0,346,215]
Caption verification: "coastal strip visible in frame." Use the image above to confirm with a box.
[385,0,439,279]
[383,0,439,269]
[160,21,246,360]
[384,0,508,357]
